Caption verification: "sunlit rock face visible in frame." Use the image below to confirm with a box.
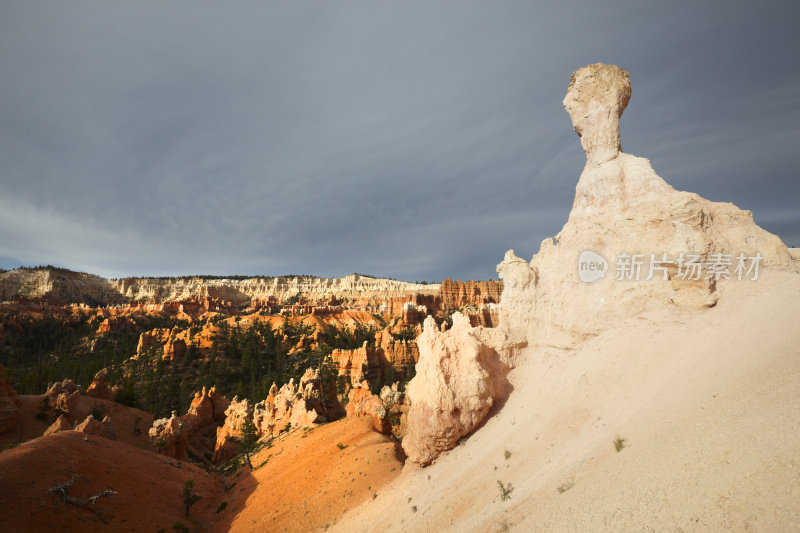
[85,369,114,401]
[402,63,795,466]
[212,397,251,464]
[562,62,631,166]
[148,386,230,460]
[526,62,791,348]
[253,368,344,439]
[401,314,514,466]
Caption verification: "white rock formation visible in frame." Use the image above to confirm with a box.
[252,368,342,438]
[513,62,792,349]
[402,313,516,465]
[402,62,795,466]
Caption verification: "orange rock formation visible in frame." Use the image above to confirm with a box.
[149,386,229,460]
[85,369,114,400]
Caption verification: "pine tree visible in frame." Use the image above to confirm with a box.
[182,479,201,516]
[239,412,259,468]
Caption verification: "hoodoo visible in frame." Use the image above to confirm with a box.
[401,63,795,466]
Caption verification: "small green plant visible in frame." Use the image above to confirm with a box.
[182,479,202,516]
[504,449,511,460]
[3,442,20,451]
[557,479,574,493]
[497,480,513,501]
[337,442,346,450]
[220,455,243,476]
[216,501,228,513]
[614,436,626,452]
[411,505,417,513]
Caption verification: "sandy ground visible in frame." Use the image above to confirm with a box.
[215,416,404,533]
[332,270,800,532]
[0,407,403,532]
[0,430,223,532]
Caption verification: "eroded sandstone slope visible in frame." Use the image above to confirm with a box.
[332,63,800,531]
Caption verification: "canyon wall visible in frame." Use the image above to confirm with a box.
[438,279,502,310]
[0,270,441,307]
[112,274,440,306]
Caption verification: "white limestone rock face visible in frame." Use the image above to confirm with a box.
[402,314,514,466]
[495,249,538,346]
[520,63,792,348]
[402,62,795,465]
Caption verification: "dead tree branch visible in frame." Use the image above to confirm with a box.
[47,476,117,514]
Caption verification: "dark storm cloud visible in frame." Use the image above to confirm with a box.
[1,1,798,280]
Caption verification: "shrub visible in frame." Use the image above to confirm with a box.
[614,436,626,452]
[497,480,513,501]
[557,479,574,493]
[182,479,202,516]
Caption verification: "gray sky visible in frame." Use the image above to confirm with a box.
[1,1,798,281]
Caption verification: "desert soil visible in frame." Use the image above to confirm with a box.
[333,271,800,531]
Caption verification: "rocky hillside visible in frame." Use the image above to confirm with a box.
[0,267,127,306]
[0,269,440,306]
